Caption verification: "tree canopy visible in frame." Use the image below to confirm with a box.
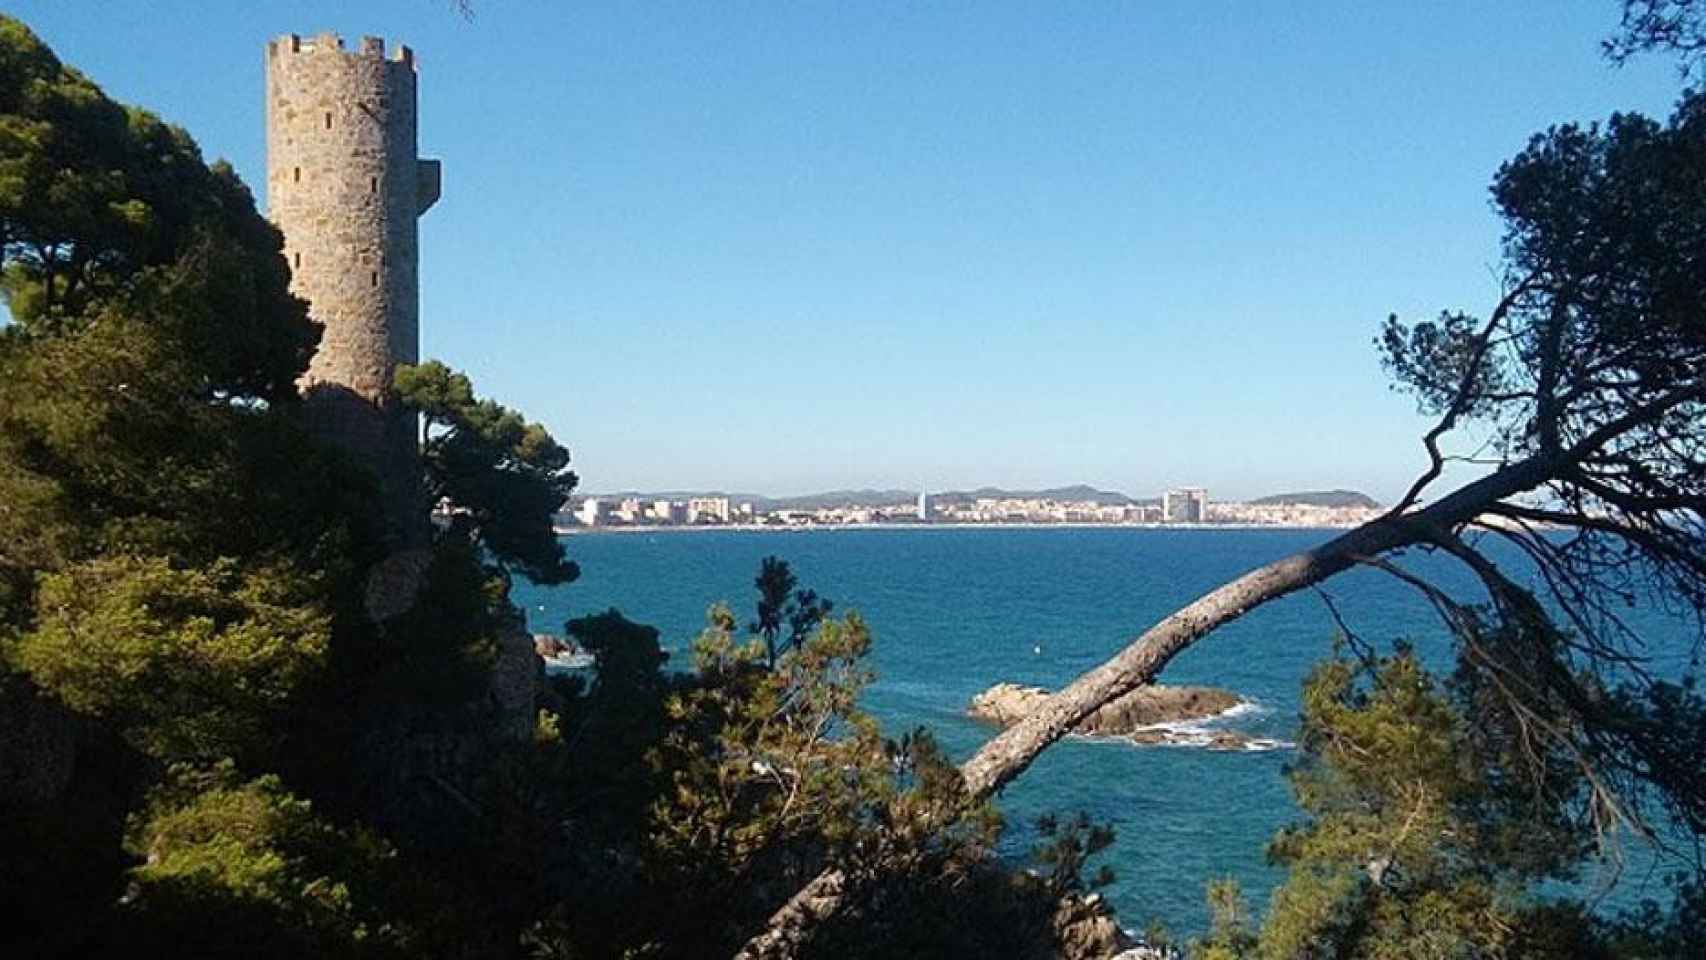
[0,17,314,395]
[396,359,579,585]
[1607,0,1706,75]
[750,555,834,669]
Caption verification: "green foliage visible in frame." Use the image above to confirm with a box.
[0,12,369,636]
[1031,811,1118,897]
[11,554,329,763]
[0,276,372,624]
[1380,92,1706,469]
[1196,637,1706,960]
[749,556,836,669]
[1377,92,1706,698]
[511,590,1018,959]
[397,359,579,585]
[650,608,890,883]
[572,607,670,697]
[1192,878,1257,960]
[752,555,796,667]
[363,537,512,708]
[0,16,313,389]
[548,608,675,838]
[1248,650,1544,958]
[120,762,415,959]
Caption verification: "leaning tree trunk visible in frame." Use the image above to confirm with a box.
[735,453,1562,959]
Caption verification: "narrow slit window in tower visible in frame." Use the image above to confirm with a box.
[293,166,301,183]
[370,176,377,193]
[324,112,332,130]
[293,252,301,269]
[370,271,378,288]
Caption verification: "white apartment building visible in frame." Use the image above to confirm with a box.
[1162,487,1209,524]
[687,496,731,524]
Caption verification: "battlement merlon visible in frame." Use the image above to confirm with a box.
[416,159,441,215]
[268,33,416,68]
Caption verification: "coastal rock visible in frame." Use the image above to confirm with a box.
[969,682,1241,736]
[1051,891,1138,960]
[1127,728,1260,751]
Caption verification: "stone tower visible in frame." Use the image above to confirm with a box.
[265,32,441,546]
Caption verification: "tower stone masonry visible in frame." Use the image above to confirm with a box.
[265,31,441,546]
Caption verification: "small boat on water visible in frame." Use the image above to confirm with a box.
[542,650,596,672]
[534,632,596,672]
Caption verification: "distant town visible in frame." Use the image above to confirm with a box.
[548,486,1384,532]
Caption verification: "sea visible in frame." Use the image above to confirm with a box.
[510,526,1696,936]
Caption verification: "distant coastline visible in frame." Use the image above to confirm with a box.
[555,521,1370,535]
[551,485,1383,531]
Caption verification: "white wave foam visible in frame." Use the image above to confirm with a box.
[1139,733,1295,752]
[1130,699,1259,736]
[1214,700,1267,721]
[1122,699,1294,752]
[1061,699,1293,751]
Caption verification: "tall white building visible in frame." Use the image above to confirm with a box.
[1162,487,1209,524]
[687,496,731,524]
[575,497,609,527]
[916,490,930,521]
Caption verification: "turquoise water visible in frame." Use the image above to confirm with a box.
[510,527,1689,934]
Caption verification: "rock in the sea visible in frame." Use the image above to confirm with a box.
[1205,730,1250,751]
[1051,891,1137,959]
[969,682,1241,736]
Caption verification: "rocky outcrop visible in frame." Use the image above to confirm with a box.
[1128,727,1258,751]
[968,681,1277,751]
[1051,892,1137,959]
[969,682,1240,735]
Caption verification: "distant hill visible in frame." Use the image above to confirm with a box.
[583,490,768,506]
[763,489,920,511]
[1250,489,1380,509]
[932,484,1139,506]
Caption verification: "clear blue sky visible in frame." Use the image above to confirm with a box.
[12,2,1685,501]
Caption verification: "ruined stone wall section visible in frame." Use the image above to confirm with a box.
[266,32,428,544]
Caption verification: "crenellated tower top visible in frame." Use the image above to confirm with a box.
[268,31,416,66]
